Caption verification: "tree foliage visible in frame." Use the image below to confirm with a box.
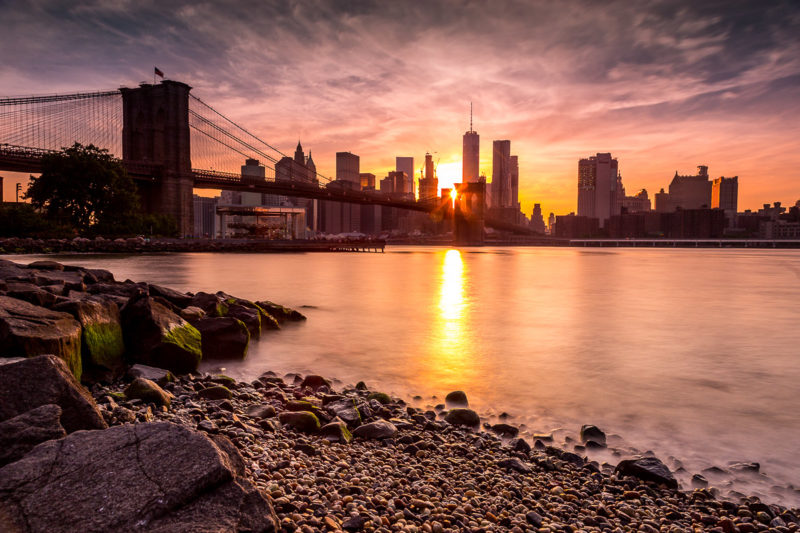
[26,143,140,232]
[0,203,73,238]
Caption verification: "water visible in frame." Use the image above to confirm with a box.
[7,247,800,506]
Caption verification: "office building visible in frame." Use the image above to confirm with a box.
[510,155,519,209]
[396,157,415,196]
[622,189,652,213]
[712,175,738,211]
[462,108,480,183]
[193,195,219,238]
[418,153,439,200]
[360,173,376,190]
[491,140,511,207]
[336,152,360,185]
[530,203,545,233]
[577,152,620,227]
[655,165,712,212]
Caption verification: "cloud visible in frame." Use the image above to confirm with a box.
[1,0,799,213]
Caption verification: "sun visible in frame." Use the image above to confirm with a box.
[436,160,462,193]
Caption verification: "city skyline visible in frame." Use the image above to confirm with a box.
[1,1,800,216]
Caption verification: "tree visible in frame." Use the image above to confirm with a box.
[26,143,141,233]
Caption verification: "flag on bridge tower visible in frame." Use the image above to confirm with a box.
[154,67,164,78]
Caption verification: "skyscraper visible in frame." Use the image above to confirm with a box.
[491,140,511,207]
[462,104,480,183]
[510,155,519,209]
[336,152,360,185]
[712,176,738,212]
[577,152,620,227]
[396,157,414,196]
[418,153,439,200]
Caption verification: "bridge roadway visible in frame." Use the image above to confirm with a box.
[0,144,537,235]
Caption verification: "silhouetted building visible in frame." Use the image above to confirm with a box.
[0,176,3,203]
[193,195,218,238]
[418,153,439,200]
[491,140,511,207]
[336,152,360,185]
[656,165,712,212]
[360,173,376,190]
[554,214,600,238]
[577,153,620,227]
[462,115,480,183]
[510,155,519,210]
[712,175,738,227]
[530,203,545,233]
[665,208,725,238]
[548,212,555,234]
[396,157,414,196]
[622,189,651,213]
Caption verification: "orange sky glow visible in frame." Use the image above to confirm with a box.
[2,1,799,216]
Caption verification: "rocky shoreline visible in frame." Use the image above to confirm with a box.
[1,260,799,532]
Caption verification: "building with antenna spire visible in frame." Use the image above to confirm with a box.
[462,102,480,183]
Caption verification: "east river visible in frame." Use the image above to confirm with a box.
[9,247,800,506]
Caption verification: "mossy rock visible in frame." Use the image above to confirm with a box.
[197,385,232,400]
[320,420,352,443]
[367,392,392,405]
[210,374,236,388]
[125,377,171,407]
[108,391,126,401]
[83,321,125,372]
[278,411,320,433]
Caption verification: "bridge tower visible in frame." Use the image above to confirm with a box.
[120,81,193,236]
[453,182,486,245]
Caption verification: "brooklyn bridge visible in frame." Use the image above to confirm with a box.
[0,80,535,243]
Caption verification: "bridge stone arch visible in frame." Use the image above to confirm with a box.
[453,182,486,245]
[120,80,193,236]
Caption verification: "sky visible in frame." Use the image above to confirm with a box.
[1,0,800,216]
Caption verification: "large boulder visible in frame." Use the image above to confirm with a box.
[445,390,469,408]
[5,281,58,307]
[189,292,228,317]
[53,296,125,379]
[580,424,607,446]
[0,422,279,532]
[353,420,398,440]
[194,317,249,360]
[325,398,362,428]
[444,408,481,427]
[120,291,202,375]
[0,296,83,379]
[125,377,172,407]
[615,457,678,489]
[0,355,106,433]
[32,269,85,292]
[127,363,174,385]
[148,284,193,308]
[226,304,262,339]
[0,404,66,467]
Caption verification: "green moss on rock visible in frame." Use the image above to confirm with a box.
[82,321,125,371]
[368,392,392,405]
[163,323,202,360]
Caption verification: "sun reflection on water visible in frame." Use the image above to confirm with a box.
[422,249,478,391]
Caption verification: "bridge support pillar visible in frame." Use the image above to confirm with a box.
[120,81,193,236]
[453,182,485,245]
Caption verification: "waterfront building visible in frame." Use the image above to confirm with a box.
[548,212,555,233]
[577,152,620,227]
[396,157,415,197]
[491,140,511,208]
[656,165,712,212]
[554,214,600,238]
[712,175,738,225]
[622,189,652,213]
[193,195,219,238]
